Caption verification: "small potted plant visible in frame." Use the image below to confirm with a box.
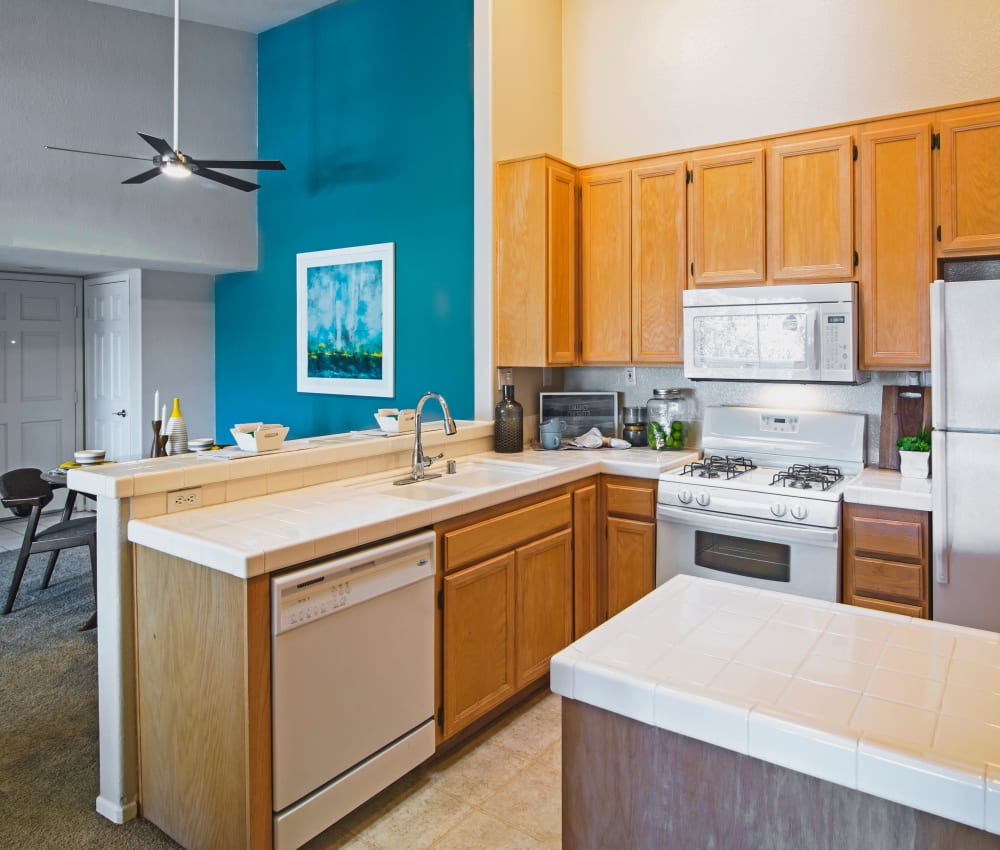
[896,429,931,478]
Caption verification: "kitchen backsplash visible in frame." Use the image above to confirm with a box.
[558,367,931,466]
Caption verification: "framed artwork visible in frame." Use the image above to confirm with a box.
[296,242,395,397]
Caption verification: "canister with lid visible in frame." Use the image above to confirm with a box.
[646,389,690,450]
[621,406,648,446]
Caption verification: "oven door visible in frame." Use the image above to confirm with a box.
[656,504,840,602]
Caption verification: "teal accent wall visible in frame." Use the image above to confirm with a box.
[215,0,474,438]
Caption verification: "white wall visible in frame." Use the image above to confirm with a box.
[562,0,1000,163]
[492,0,563,161]
[0,0,258,275]
[140,270,215,440]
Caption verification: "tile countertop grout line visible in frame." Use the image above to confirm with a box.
[125,446,701,579]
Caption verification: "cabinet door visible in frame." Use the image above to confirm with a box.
[939,108,1000,254]
[547,161,579,364]
[606,516,654,618]
[858,120,933,369]
[631,158,687,362]
[573,483,600,638]
[442,552,516,738]
[495,156,577,367]
[768,132,855,282]
[580,166,631,362]
[690,146,766,286]
[515,529,573,688]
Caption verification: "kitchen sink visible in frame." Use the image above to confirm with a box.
[343,458,557,501]
[444,458,556,488]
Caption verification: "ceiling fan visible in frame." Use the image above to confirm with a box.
[46,0,284,192]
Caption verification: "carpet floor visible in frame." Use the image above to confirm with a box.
[0,547,180,849]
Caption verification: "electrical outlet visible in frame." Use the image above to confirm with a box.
[625,366,636,386]
[167,487,202,513]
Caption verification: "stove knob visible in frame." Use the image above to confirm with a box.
[695,492,711,507]
[790,504,808,520]
[678,489,693,505]
[770,503,787,517]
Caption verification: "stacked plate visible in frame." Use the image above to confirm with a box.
[73,449,106,465]
[188,438,215,452]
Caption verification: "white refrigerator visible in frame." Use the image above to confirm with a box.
[931,278,1000,632]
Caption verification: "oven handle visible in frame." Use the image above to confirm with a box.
[656,504,839,548]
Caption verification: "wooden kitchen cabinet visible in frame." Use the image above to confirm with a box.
[602,476,657,619]
[937,105,1000,256]
[573,482,600,638]
[858,118,934,369]
[767,131,855,282]
[579,164,631,362]
[842,502,931,618]
[689,144,766,286]
[438,490,575,739]
[495,155,578,366]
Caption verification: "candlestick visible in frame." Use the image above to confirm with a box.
[154,390,160,421]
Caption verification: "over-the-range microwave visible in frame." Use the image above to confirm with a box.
[682,281,868,384]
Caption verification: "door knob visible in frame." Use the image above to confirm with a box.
[113,409,127,418]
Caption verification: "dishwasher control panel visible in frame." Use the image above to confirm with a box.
[271,530,436,635]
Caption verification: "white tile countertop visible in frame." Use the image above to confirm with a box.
[844,466,933,512]
[551,575,1000,835]
[126,445,698,579]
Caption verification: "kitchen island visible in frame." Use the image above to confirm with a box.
[551,575,1000,848]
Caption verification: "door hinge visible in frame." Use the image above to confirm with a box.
[686,169,693,184]
[853,250,859,268]
[852,144,858,161]
[931,132,940,150]
[936,225,942,242]
[437,706,444,728]
[437,590,443,610]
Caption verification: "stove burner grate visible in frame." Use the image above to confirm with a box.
[771,463,843,491]
[682,455,758,480]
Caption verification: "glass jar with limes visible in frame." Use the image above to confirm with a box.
[646,388,690,451]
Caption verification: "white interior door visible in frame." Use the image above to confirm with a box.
[85,275,135,460]
[0,275,80,482]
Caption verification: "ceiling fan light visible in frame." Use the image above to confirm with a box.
[161,160,191,179]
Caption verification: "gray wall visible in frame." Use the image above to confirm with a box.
[0,0,258,275]
[139,270,215,440]
[563,366,929,465]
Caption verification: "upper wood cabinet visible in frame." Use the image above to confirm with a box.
[631,158,687,363]
[579,165,631,362]
[858,119,934,369]
[495,155,578,366]
[689,145,766,286]
[938,106,1000,255]
[767,131,855,282]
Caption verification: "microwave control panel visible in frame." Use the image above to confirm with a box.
[821,310,853,372]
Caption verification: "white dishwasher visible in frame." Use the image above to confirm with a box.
[271,530,436,850]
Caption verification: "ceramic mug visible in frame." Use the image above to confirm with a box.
[539,418,566,450]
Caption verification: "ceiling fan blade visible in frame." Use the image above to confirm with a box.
[189,159,286,171]
[194,168,260,192]
[46,145,154,163]
[122,167,163,185]
[137,132,176,157]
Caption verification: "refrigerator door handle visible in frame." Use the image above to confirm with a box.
[930,280,945,429]
[932,430,949,585]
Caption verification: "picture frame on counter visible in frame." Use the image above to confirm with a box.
[296,242,395,397]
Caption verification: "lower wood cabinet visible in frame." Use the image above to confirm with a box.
[603,476,657,619]
[437,489,576,740]
[842,502,931,618]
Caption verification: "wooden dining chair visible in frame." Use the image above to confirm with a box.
[0,467,97,619]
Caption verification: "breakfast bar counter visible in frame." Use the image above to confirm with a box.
[551,576,1000,848]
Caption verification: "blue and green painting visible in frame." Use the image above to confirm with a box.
[306,260,383,380]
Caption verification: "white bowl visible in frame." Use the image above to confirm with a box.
[74,449,106,465]
[188,438,215,451]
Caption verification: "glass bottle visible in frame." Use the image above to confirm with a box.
[494,385,523,453]
[646,388,689,451]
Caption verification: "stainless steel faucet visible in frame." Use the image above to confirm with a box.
[395,392,458,484]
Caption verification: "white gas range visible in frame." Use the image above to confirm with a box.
[656,406,866,602]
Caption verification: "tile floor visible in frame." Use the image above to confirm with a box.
[301,689,563,850]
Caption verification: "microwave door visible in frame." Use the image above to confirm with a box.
[755,307,816,378]
[685,305,760,378]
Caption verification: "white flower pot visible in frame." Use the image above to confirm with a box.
[899,450,929,479]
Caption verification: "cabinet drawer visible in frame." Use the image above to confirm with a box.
[853,557,923,604]
[850,593,925,619]
[443,494,572,572]
[605,480,655,521]
[853,516,924,561]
